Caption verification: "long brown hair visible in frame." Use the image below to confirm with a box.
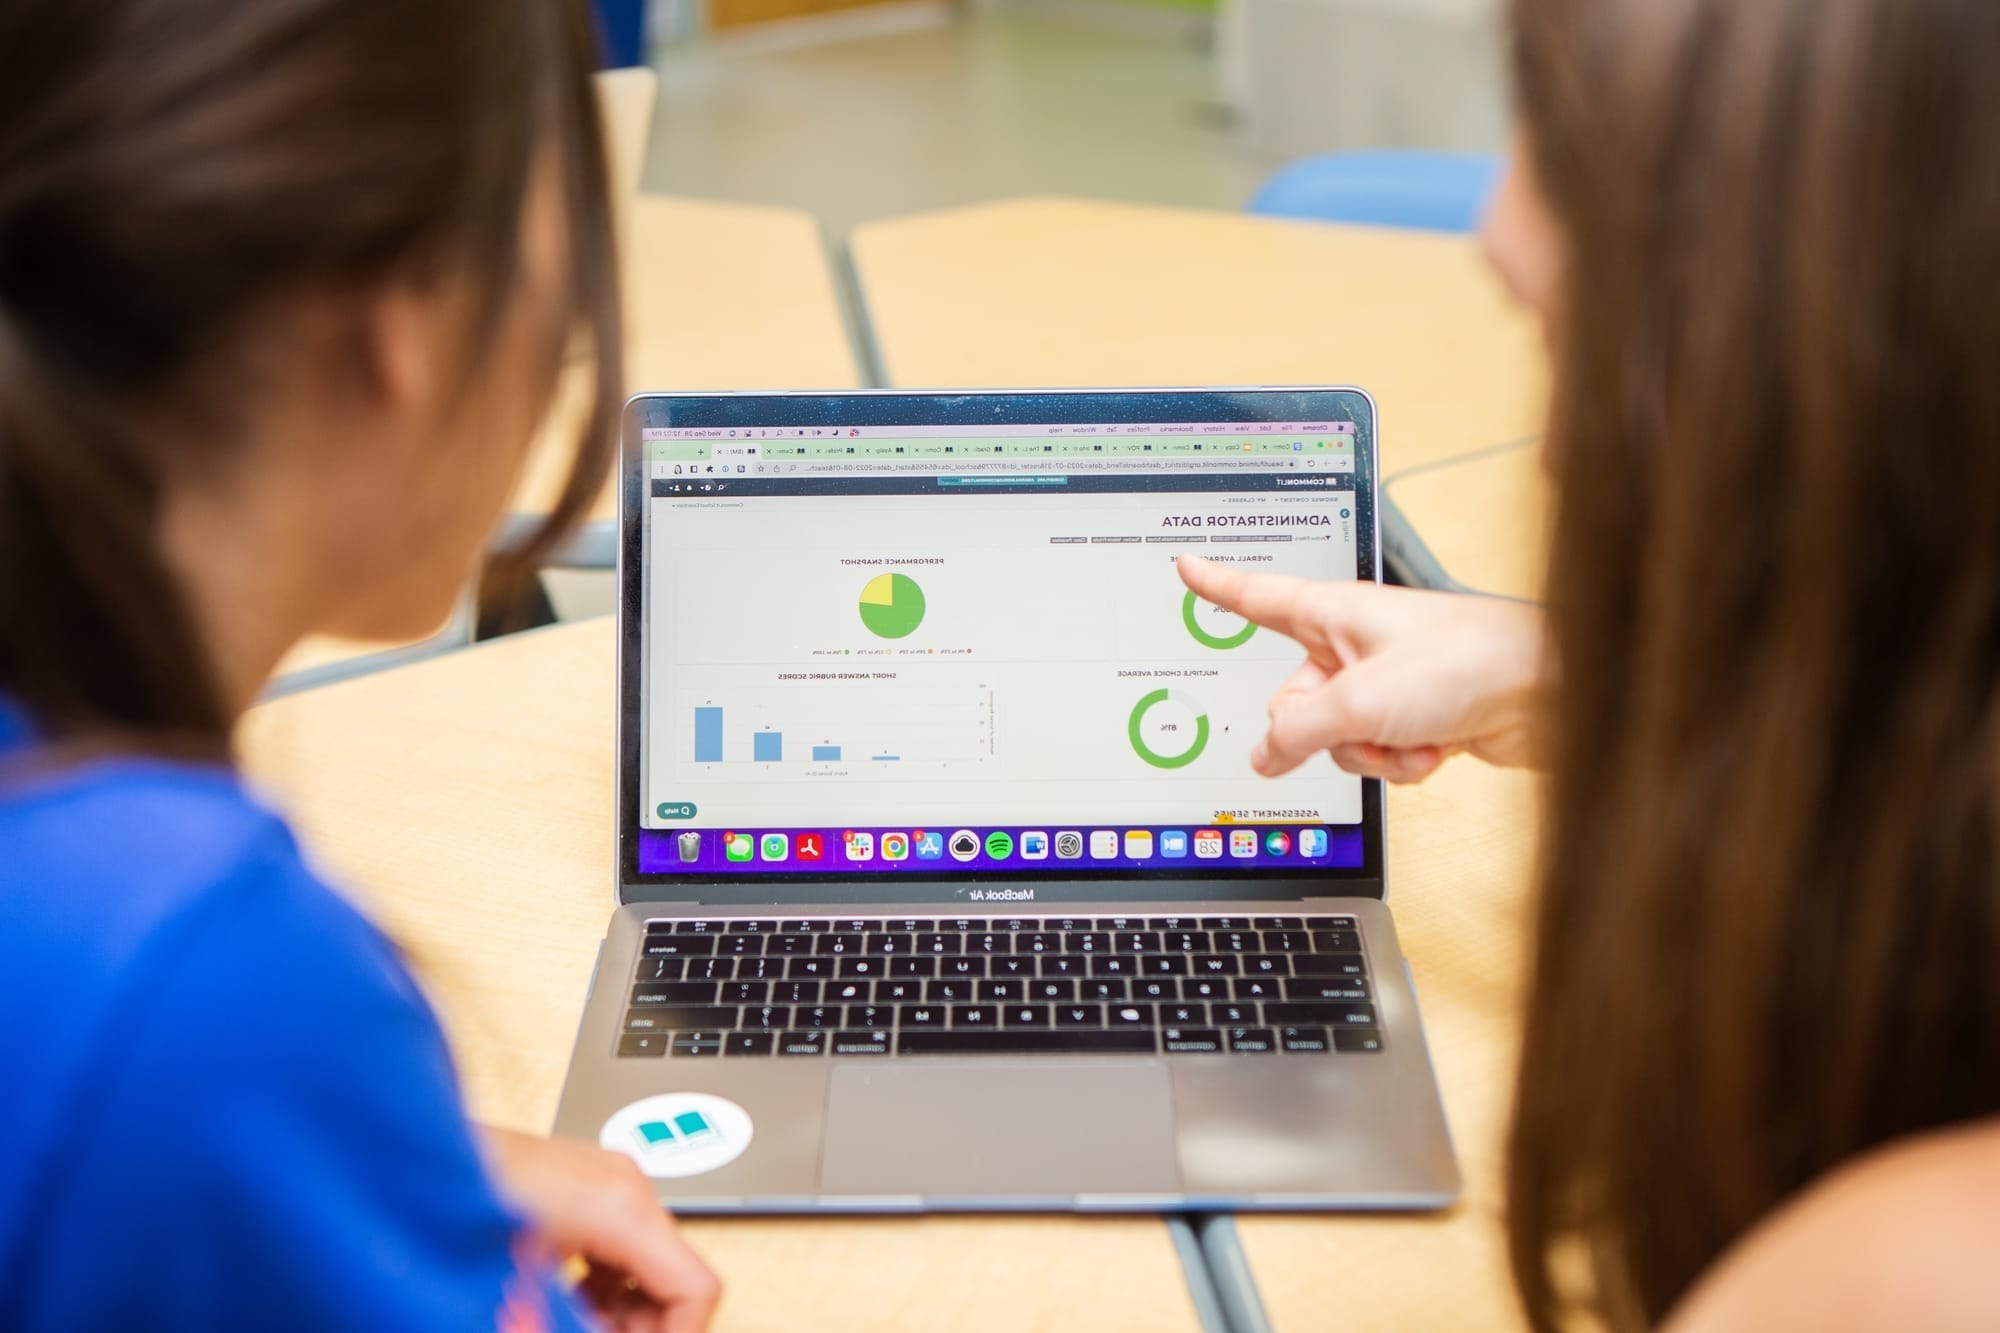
[1505,0,2000,1324]
[0,0,619,751]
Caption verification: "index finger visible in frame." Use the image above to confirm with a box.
[1177,553,1319,641]
[596,1191,722,1333]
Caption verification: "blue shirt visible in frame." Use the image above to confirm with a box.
[0,700,592,1332]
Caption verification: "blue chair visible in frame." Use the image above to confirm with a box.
[1248,151,1505,234]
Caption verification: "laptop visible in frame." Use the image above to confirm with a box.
[553,387,1459,1211]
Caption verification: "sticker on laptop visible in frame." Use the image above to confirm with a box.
[601,1093,754,1179]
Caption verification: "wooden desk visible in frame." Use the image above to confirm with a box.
[1230,757,1543,1330]
[238,619,1202,1333]
[513,192,864,522]
[849,197,1548,476]
[1386,439,1551,601]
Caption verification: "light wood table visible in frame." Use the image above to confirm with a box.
[239,618,1203,1333]
[1385,439,1551,601]
[849,197,1548,477]
[1226,756,1543,1330]
[514,192,864,522]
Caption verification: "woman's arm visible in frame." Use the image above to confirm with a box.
[1176,555,1549,782]
[1667,1121,2000,1332]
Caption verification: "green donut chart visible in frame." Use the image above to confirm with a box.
[1128,688,1211,769]
[1182,589,1257,650]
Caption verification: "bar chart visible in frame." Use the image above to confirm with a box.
[683,684,990,771]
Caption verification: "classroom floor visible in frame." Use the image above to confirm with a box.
[641,2,1277,233]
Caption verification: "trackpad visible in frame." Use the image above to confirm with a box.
[820,1061,1181,1199]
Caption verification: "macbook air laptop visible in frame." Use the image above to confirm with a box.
[554,387,1459,1211]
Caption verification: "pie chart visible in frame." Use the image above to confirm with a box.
[859,572,926,639]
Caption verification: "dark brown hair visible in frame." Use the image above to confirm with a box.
[1505,0,2000,1325]
[0,0,619,751]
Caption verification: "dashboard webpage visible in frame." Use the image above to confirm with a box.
[636,421,1367,877]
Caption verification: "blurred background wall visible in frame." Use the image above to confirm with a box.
[614,0,1507,230]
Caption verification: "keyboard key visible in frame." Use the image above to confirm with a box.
[1038,956,1083,978]
[864,933,915,955]
[779,920,826,933]
[685,957,735,982]
[1140,955,1186,976]
[1212,1003,1257,1026]
[990,957,1033,978]
[1307,915,1358,929]
[890,956,937,978]
[627,1006,738,1031]
[1183,979,1229,1002]
[1162,1028,1223,1054]
[1095,917,1145,931]
[670,1032,724,1056]
[725,919,778,934]
[769,934,815,956]
[618,1032,668,1057]
[969,934,1010,955]
[721,982,769,1005]
[1285,978,1372,1002]
[1293,954,1367,977]
[1234,978,1281,1001]
[917,933,956,954]
[1065,932,1110,954]
[1280,1026,1330,1053]
[1089,955,1134,977]
[1335,1027,1385,1053]
[631,983,719,1006]
[1264,1002,1377,1028]
[734,957,781,982]
[1004,1005,1051,1028]
[1166,932,1210,953]
[951,1005,997,1028]
[1107,1003,1155,1028]
[815,933,865,956]
[720,935,764,956]
[1055,1004,1103,1027]
[671,921,717,935]
[787,957,833,980]
[772,980,820,1005]
[1201,916,1250,931]
[1310,930,1361,952]
[779,1031,828,1056]
[903,1006,945,1028]
[877,980,923,1004]
[1189,955,1238,977]
[849,1006,892,1029]
[1162,1004,1207,1027]
[643,935,715,957]
[1134,978,1177,1002]
[1228,1027,1277,1053]
[741,1006,791,1030]
[1082,979,1129,1002]
[940,957,987,978]
[832,1030,892,1056]
[898,1030,1156,1056]
[1241,955,1288,977]
[1030,979,1075,1002]
[725,1032,775,1056]
[634,957,687,982]
[979,979,1024,1004]
[827,980,870,1005]
[836,957,884,979]
[797,1006,839,1028]
[1254,917,1304,930]
[1261,931,1309,953]
[1020,933,1059,954]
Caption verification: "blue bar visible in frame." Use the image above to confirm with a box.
[812,745,841,761]
[754,731,783,762]
[871,755,900,762]
[694,707,723,763]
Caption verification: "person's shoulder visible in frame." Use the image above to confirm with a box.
[1667,1120,2000,1332]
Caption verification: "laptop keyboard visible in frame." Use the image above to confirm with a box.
[616,915,1380,1059]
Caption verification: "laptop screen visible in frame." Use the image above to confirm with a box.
[620,390,1381,897]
